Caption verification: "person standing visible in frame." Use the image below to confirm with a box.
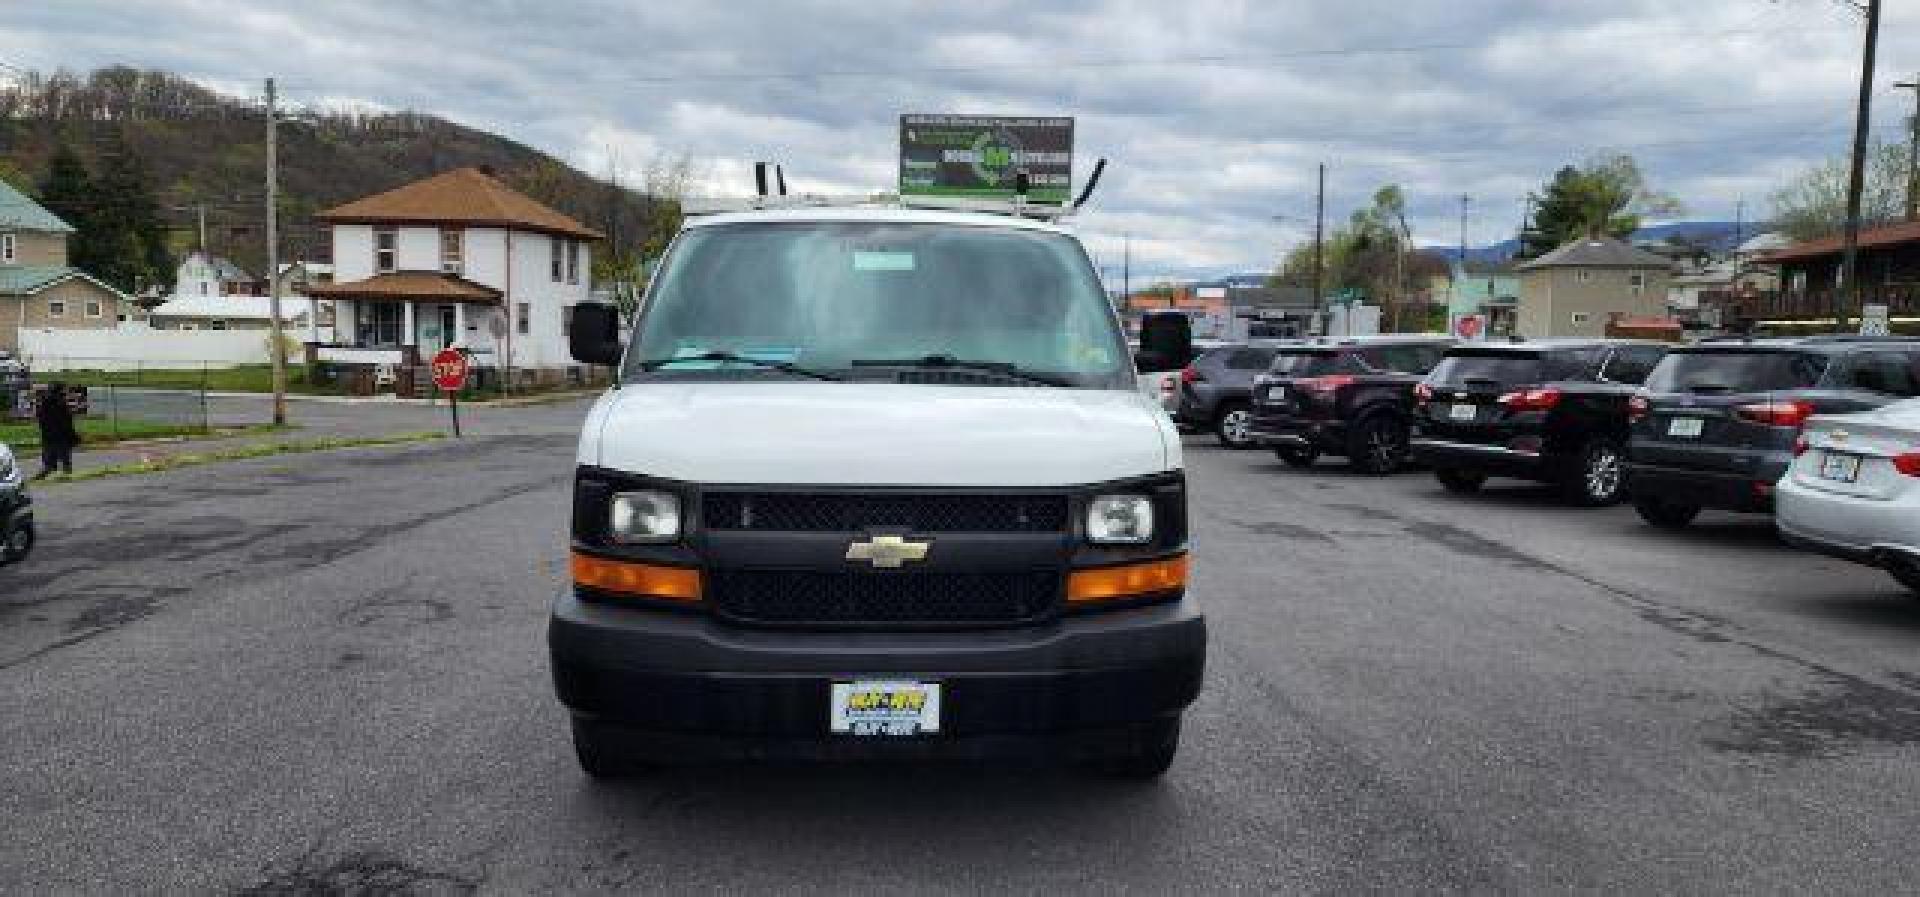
[34,382,78,478]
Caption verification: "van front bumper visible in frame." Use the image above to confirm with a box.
[549,589,1206,759]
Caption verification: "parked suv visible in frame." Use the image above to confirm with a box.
[1246,336,1454,473]
[1627,337,1920,528]
[1411,339,1667,505]
[1172,341,1295,448]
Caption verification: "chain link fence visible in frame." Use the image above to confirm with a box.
[2,359,276,446]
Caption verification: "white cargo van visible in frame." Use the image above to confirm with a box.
[553,204,1203,777]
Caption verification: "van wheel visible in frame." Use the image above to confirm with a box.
[1564,439,1626,506]
[1435,468,1486,494]
[1275,446,1319,468]
[1886,557,1920,596]
[0,521,31,565]
[1633,497,1700,529]
[1347,414,1409,475]
[572,718,649,780]
[1214,402,1254,449]
[1085,718,1180,780]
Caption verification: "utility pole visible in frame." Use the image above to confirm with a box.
[1896,73,1920,222]
[1311,163,1325,330]
[1838,0,1881,333]
[1734,199,1746,246]
[194,204,207,252]
[1458,194,1471,269]
[265,77,287,426]
[1122,233,1131,308]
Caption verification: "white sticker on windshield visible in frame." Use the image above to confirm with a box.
[852,251,916,272]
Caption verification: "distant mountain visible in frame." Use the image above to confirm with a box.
[1421,220,1771,267]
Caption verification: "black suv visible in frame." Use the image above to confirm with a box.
[1246,336,1455,474]
[1411,339,1668,505]
[1171,341,1296,448]
[1627,337,1920,528]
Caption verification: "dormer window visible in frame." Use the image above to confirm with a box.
[1,233,13,264]
[374,226,398,273]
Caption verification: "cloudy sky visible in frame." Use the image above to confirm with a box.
[6,1,1918,283]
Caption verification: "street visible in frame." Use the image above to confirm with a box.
[7,401,1920,893]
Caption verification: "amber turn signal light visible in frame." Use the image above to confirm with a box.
[571,552,702,602]
[1066,554,1188,603]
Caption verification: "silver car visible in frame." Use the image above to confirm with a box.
[1777,397,1920,595]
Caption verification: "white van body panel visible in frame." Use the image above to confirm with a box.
[582,382,1176,487]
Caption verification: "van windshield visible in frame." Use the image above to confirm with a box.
[625,221,1130,388]
[1645,350,1828,394]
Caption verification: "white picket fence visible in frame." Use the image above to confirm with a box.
[18,323,326,371]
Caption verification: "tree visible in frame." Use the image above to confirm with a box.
[1521,154,1680,257]
[37,143,104,270]
[1768,138,1910,241]
[1270,184,1427,330]
[88,132,173,292]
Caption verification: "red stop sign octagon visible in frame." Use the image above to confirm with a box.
[430,348,469,391]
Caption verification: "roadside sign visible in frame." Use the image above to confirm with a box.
[430,348,468,437]
[899,115,1074,204]
[1454,314,1485,340]
[1861,303,1891,337]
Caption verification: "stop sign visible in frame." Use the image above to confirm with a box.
[430,348,469,391]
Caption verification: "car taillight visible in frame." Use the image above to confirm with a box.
[1793,434,1811,456]
[1413,383,1433,405]
[1301,375,1357,396]
[1734,400,1813,428]
[1497,387,1561,411]
[1627,394,1650,423]
[1894,452,1920,477]
[1179,365,1200,384]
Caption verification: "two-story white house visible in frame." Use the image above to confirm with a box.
[305,166,602,384]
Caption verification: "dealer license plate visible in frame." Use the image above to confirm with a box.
[1266,386,1287,403]
[1667,417,1705,438]
[830,681,941,736]
[1449,403,1477,421]
[1819,452,1862,484]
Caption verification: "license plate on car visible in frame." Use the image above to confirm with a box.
[1449,403,1477,421]
[1819,452,1863,484]
[830,681,941,736]
[1267,386,1287,403]
[1667,417,1705,438]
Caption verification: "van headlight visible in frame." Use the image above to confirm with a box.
[609,490,681,544]
[1087,494,1154,544]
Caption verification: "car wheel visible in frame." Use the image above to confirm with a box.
[1885,556,1920,596]
[1347,414,1410,476]
[1633,497,1700,529]
[1564,439,1627,507]
[571,717,649,780]
[1275,446,1320,468]
[1214,402,1255,450]
[0,521,30,565]
[1084,718,1180,780]
[1435,468,1487,494]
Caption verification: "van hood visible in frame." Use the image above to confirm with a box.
[581,382,1178,487]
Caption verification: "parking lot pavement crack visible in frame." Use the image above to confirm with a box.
[236,847,483,895]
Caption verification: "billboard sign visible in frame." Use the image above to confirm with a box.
[899,115,1073,204]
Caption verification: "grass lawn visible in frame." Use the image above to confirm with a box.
[38,432,445,483]
[51,365,339,394]
[0,419,284,451]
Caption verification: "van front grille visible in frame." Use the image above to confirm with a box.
[702,492,1069,533]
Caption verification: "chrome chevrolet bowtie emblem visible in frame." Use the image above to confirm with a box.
[846,535,931,568]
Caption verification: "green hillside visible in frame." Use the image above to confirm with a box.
[0,66,675,286]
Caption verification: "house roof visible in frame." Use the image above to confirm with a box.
[301,271,504,304]
[0,180,75,233]
[1517,234,1672,271]
[149,293,316,320]
[1758,221,1920,264]
[0,265,127,298]
[317,167,604,240]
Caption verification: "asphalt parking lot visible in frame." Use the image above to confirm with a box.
[7,411,1920,893]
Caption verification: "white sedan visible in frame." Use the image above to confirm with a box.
[1777,397,1920,595]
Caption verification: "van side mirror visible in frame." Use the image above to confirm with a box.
[569,302,623,366]
[1136,313,1192,374]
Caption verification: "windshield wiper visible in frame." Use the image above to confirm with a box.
[636,351,842,382]
[849,354,1073,387]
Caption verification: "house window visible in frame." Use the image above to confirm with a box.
[550,238,563,282]
[1628,272,1647,296]
[517,302,531,335]
[1,233,14,263]
[565,240,580,284]
[1570,311,1592,325]
[1576,270,1594,283]
[359,301,404,347]
[562,304,573,337]
[440,228,463,274]
[374,226,398,273]
[210,319,229,331]
[85,300,103,318]
[47,299,65,318]
[199,281,209,296]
